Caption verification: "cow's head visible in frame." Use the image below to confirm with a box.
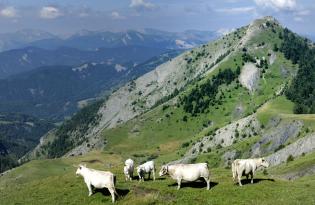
[75,164,86,176]
[159,165,168,177]
[260,158,269,168]
[136,166,143,176]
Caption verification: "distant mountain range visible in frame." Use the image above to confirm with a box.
[0,50,181,121]
[0,29,218,52]
[0,29,56,52]
[0,46,168,79]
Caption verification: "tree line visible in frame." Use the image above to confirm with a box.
[281,28,315,114]
[181,68,240,115]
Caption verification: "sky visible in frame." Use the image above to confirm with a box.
[0,0,314,37]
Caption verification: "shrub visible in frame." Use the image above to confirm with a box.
[181,142,190,148]
[287,155,294,163]
[263,169,268,175]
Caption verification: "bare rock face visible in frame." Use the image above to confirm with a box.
[251,120,303,157]
[269,51,276,65]
[280,165,315,181]
[184,114,260,157]
[239,63,260,92]
[266,133,315,167]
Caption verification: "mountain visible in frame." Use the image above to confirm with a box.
[26,29,218,51]
[0,50,182,121]
[2,17,315,204]
[0,46,171,79]
[0,29,56,52]
[0,113,53,172]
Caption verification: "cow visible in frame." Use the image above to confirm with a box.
[76,164,118,203]
[136,160,155,181]
[232,158,269,186]
[124,158,134,181]
[159,163,211,190]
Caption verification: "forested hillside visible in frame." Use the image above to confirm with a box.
[281,28,315,114]
[0,113,53,172]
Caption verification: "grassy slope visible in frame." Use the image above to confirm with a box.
[1,151,315,205]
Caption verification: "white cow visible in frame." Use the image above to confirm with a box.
[124,158,134,181]
[232,158,269,186]
[159,163,211,190]
[76,164,118,203]
[136,160,155,181]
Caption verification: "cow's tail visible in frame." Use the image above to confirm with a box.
[204,162,210,177]
[113,175,119,197]
[232,161,237,182]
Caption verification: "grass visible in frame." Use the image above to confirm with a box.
[257,95,315,130]
[1,151,315,205]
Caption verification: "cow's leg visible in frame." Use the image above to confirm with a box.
[152,169,156,181]
[204,177,210,190]
[177,178,182,190]
[148,172,151,180]
[138,173,142,182]
[86,183,93,196]
[237,171,242,186]
[250,171,254,184]
[130,172,133,181]
[232,163,236,182]
[108,188,115,203]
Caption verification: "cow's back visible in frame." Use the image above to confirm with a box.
[234,159,256,175]
[175,163,209,180]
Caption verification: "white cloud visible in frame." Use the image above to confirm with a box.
[216,7,256,14]
[129,0,156,11]
[295,9,310,16]
[40,6,63,19]
[254,0,297,11]
[111,11,125,20]
[217,28,236,35]
[0,6,17,18]
[293,16,303,22]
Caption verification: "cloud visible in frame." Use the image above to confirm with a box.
[254,0,297,11]
[111,11,125,20]
[293,16,303,22]
[0,6,17,18]
[40,6,63,19]
[217,28,236,35]
[216,7,256,14]
[129,0,156,11]
[295,9,310,16]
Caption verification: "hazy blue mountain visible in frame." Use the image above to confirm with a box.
[26,29,218,51]
[0,29,56,52]
[0,46,168,79]
[0,50,182,121]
